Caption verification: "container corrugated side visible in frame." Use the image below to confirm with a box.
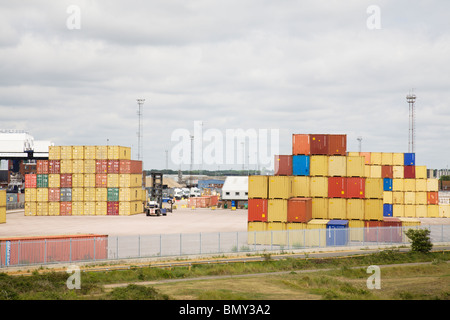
[364,199,383,220]
[119,187,142,202]
[291,176,310,197]
[84,160,96,174]
[292,134,310,155]
[346,199,364,220]
[427,179,439,192]
[415,166,427,179]
[365,178,383,199]
[25,202,37,216]
[268,176,292,199]
[49,146,61,160]
[369,165,382,178]
[393,166,404,179]
[72,202,84,215]
[84,146,96,160]
[95,201,107,215]
[119,201,143,215]
[287,198,312,223]
[439,204,450,218]
[72,174,84,188]
[310,177,328,198]
[310,155,328,176]
[247,222,269,245]
[415,179,427,192]
[72,146,84,160]
[311,198,328,219]
[96,146,108,160]
[370,152,382,165]
[274,155,293,176]
[346,156,365,177]
[305,219,329,247]
[328,156,346,177]
[267,199,288,222]
[381,152,393,165]
[25,188,37,202]
[248,198,268,222]
[95,188,107,202]
[392,153,404,166]
[84,188,96,202]
[327,134,346,156]
[84,174,96,188]
[84,202,96,215]
[60,146,73,160]
[415,205,427,217]
[328,198,347,219]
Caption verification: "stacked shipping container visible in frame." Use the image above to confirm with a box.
[248,133,446,246]
[0,190,6,224]
[24,145,145,216]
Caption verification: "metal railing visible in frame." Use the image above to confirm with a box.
[1,225,449,268]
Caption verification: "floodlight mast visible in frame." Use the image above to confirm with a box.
[137,99,145,161]
[406,92,416,153]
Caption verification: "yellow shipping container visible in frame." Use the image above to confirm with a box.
[286,223,307,248]
[72,160,84,174]
[0,206,4,223]
[84,160,96,174]
[25,188,37,202]
[96,188,107,202]
[96,201,107,215]
[399,217,420,227]
[84,174,96,187]
[383,191,393,204]
[37,202,48,216]
[267,199,287,222]
[346,156,365,177]
[247,222,268,245]
[60,146,72,160]
[72,146,84,160]
[84,202,96,215]
[346,199,364,220]
[427,179,439,192]
[48,174,60,188]
[328,156,346,176]
[310,155,328,176]
[248,175,268,198]
[381,152,393,165]
[119,201,143,215]
[364,165,371,178]
[364,199,383,220]
[349,220,364,242]
[415,205,427,218]
[404,204,416,218]
[84,146,96,160]
[0,189,5,207]
[84,188,96,202]
[365,178,383,199]
[96,146,108,160]
[393,204,404,217]
[107,174,119,188]
[268,176,292,199]
[291,176,310,197]
[347,152,360,157]
[118,173,143,188]
[310,177,328,198]
[306,219,329,247]
[427,205,439,218]
[72,202,84,215]
[36,188,48,202]
[370,152,382,165]
[48,146,61,160]
[415,179,427,192]
[108,146,132,160]
[48,202,60,216]
[415,166,427,179]
[404,192,416,205]
[369,165,382,178]
[72,173,84,187]
[25,202,37,216]
[119,187,142,202]
[415,192,427,205]
[392,179,404,192]
[60,159,73,174]
[311,198,328,219]
[439,204,450,218]
[328,198,347,220]
[393,166,404,179]
[404,179,416,192]
[72,188,84,202]
[393,153,404,166]
[267,222,287,246]
[392,192,404,204]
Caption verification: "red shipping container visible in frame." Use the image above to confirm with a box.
[119,160,143,174]
[60,202,72,216]
[107,160,120,174]
[292,134,310,155]
[208,195,219,206]
[364,220,383,242]
[60,174,72,188]
[96,174,108,188]
[328,177,347,198]
[96,160,108,174]
[346,177,365,199]
[427,191,439,205]
[48,188,60,202]
[248,199,268,222]
[287,197,312,223]
[381,166,393,178]
[48,160,60,174]
[0,234,108,266]
[274,155,293,176]
[310,134,328,155]
[25,174,37,188]
[404,166,415,179]
[327,134,347,156]
[107,201,119,215]
[37,160,49,174]
[382,217,402,242]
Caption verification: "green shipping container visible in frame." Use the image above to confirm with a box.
[107,188,119,201]
[37,174,48,188]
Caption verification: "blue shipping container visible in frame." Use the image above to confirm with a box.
[383,204,393,217]
[383,178,393,191]
[326,220,348,246]
[292,155,310,176]
[404,153,415,166]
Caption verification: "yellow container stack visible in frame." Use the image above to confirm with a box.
[0,190,6,223]
[24,145,145,216]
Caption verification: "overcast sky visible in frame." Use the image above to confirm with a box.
[1,0,449,171]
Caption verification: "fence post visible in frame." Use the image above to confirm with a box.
[218,232,221,253]
[236,232,239,253]
[18,240,20,266]
[44,239,47,264]
[94,237,96,262]
[160,234,162,257]
[199,233,202,255]
[138,235,141,258]
[180,233,182,256]
[116,236,119,260]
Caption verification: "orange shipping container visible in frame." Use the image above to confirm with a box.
[37,160,49,174]
[427,191,439,205]
[119,160,143,174]
[327,134,346,156]
[292,134,310,155]
[287,198,312,223]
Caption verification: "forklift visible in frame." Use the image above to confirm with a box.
[145,172,172,216]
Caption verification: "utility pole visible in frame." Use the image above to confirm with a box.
[406,91,416,153]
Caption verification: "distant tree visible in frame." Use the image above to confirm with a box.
[405,229,433,253]
[439,175,450,181]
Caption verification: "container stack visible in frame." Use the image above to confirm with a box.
[24,145,145,216]
[0,189,6,224]
[248,133,445,246]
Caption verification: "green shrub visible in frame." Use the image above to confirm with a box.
[405,229,433,253]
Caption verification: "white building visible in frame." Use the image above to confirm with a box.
[221,176,248,201]
[0,130,52,158]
